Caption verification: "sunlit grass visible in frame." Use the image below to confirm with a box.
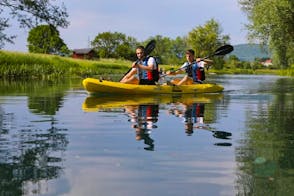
[211,68,294,76]
[0,50,131,79]
[278,63,294,76]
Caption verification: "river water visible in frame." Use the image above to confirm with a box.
[0,75,293,196]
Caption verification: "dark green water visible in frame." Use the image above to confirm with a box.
[0,75,293,196]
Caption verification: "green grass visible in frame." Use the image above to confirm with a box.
[207,68,294,76]
[0,50,131,79]
[279,64,294,76]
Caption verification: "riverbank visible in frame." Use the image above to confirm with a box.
[0,50,131,79]
[0,50,293,79]
[211,68,291,76]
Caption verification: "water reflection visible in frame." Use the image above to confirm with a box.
[167,100,232,145]
[234,77,294,195]
[82,93,224,112]
[28,95,64,115]
[1,75,293,195]
[82,93,230,149]
[125,104,159,151]
[0,119,68,195]
[0,79,71,195]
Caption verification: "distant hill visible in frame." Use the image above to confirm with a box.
[230,44,270,62]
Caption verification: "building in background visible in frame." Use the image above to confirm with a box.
[72,48,97,59]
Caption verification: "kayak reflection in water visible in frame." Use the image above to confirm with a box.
[124,104,159,151]
[168,102,232,145]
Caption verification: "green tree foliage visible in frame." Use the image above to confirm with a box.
[146,35,187,65]
[187,19,230,69]
[91,31,138,60]
[147,35,172,64]
[170,36,188,64]
[239,0,294,68]
[225,55,241,69]
[27,25,69,55]
[0,0,69,48]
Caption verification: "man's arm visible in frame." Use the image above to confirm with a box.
[132,57,155,71]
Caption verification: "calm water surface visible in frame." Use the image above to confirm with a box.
[0,75,293,196]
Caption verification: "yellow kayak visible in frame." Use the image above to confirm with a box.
[82,78,224,95]
[82,93,223,112]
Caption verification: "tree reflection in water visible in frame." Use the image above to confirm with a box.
[0,79,71,195]
[0,114,68,195]
[235,78,294,195]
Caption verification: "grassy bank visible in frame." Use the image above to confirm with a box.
[166,63,294,76]
[0,50,293,79]
[0,50,131,79]
[213,68,294,76]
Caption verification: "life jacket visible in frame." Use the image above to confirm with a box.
[138,56,159,82]
[197,62,206,81]
[185,61,205,83]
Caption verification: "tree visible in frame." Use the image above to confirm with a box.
[116,36,138,60]
[0,0,69,48]
[0,15,16,48]
[91,31,138,60]
[169,36,188,64]
[225,55,241,69]
[187,19,230,69]
[147,35,172,64]
[27,25,69,55]
[239,0,294,68]
[146,35,187,65]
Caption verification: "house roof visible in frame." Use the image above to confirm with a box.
[73,48,94,54]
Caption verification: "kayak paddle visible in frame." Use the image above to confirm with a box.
[202,44,234,60]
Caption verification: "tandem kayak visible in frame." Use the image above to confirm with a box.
[82,78,224,95]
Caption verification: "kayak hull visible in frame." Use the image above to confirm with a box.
[82,78,224,95]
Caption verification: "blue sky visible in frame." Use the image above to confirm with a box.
[3,0,249,52]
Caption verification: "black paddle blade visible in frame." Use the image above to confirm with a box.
[214,44,234,56]
[145,39,156,56]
